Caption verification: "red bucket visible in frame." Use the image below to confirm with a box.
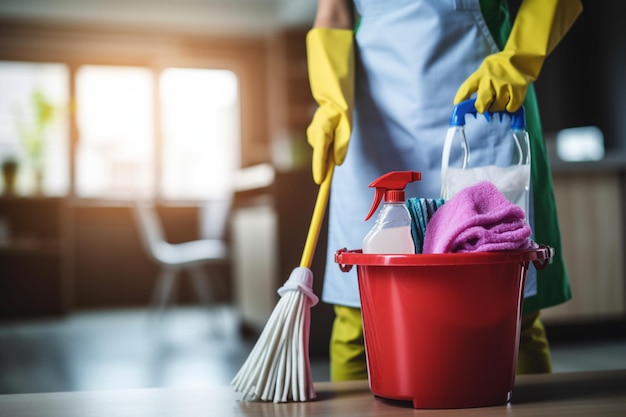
[335,246,553,409]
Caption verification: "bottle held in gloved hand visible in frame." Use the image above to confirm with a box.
[441,99,531,216]
[363,171,421,254]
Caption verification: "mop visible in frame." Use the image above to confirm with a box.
[231,163,334,403]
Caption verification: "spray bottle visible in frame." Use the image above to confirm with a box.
[363,171,421,254]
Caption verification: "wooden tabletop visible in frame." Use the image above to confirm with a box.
[0,369,625,416]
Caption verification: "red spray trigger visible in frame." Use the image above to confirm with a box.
[365,171,421,220]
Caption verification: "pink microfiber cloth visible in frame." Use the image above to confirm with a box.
[423,181,535,254]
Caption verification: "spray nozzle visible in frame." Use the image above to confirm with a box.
[365,171,421,221]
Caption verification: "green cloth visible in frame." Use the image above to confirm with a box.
[480,0,572,313]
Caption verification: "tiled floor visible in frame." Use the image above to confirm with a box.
[0,306,625,395]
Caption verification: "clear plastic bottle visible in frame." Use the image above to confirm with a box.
[440,98,531,216]
[362,171,421,254]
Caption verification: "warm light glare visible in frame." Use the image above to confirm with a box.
[1,63,241,200]
[76,65,154,198]
[160,68,240,199]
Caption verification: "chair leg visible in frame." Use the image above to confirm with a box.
[150,267,179,323]
[188,265,212,307]
[207,264,228,303]
[189,265,228,335]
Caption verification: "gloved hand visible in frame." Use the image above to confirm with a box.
[306,28,354,184]
[454,0,582,113]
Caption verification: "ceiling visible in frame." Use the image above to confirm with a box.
[0,0,317,36]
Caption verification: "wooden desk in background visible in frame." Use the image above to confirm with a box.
[0,369,624,416]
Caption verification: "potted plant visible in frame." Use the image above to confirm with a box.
[15,89,56,195]
[1,157,18,196]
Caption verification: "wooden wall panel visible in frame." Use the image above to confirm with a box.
[543,172,626,322]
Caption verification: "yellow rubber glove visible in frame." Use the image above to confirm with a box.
[306,28,354,185]
[454,0,582,113]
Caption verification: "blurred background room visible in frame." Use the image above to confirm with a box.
[0,0,625,395]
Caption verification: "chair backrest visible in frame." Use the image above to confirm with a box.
[132,201,167,260]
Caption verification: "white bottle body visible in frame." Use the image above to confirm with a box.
[441,126,531,217]
[362,203,415,254]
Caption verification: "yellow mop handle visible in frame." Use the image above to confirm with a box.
[300,163,335,269]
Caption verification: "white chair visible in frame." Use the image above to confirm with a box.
[132,201,230,323]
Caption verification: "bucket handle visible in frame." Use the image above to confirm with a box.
[335,248,353,273]
[532,245,555,271]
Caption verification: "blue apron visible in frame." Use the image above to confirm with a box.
[322,0,537,308]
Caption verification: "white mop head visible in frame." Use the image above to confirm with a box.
[231,267,319,402]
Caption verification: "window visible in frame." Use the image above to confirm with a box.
[160,68,240,199]
[0,61,69,196]
[1,61,241,200]
[76,65,155,198]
